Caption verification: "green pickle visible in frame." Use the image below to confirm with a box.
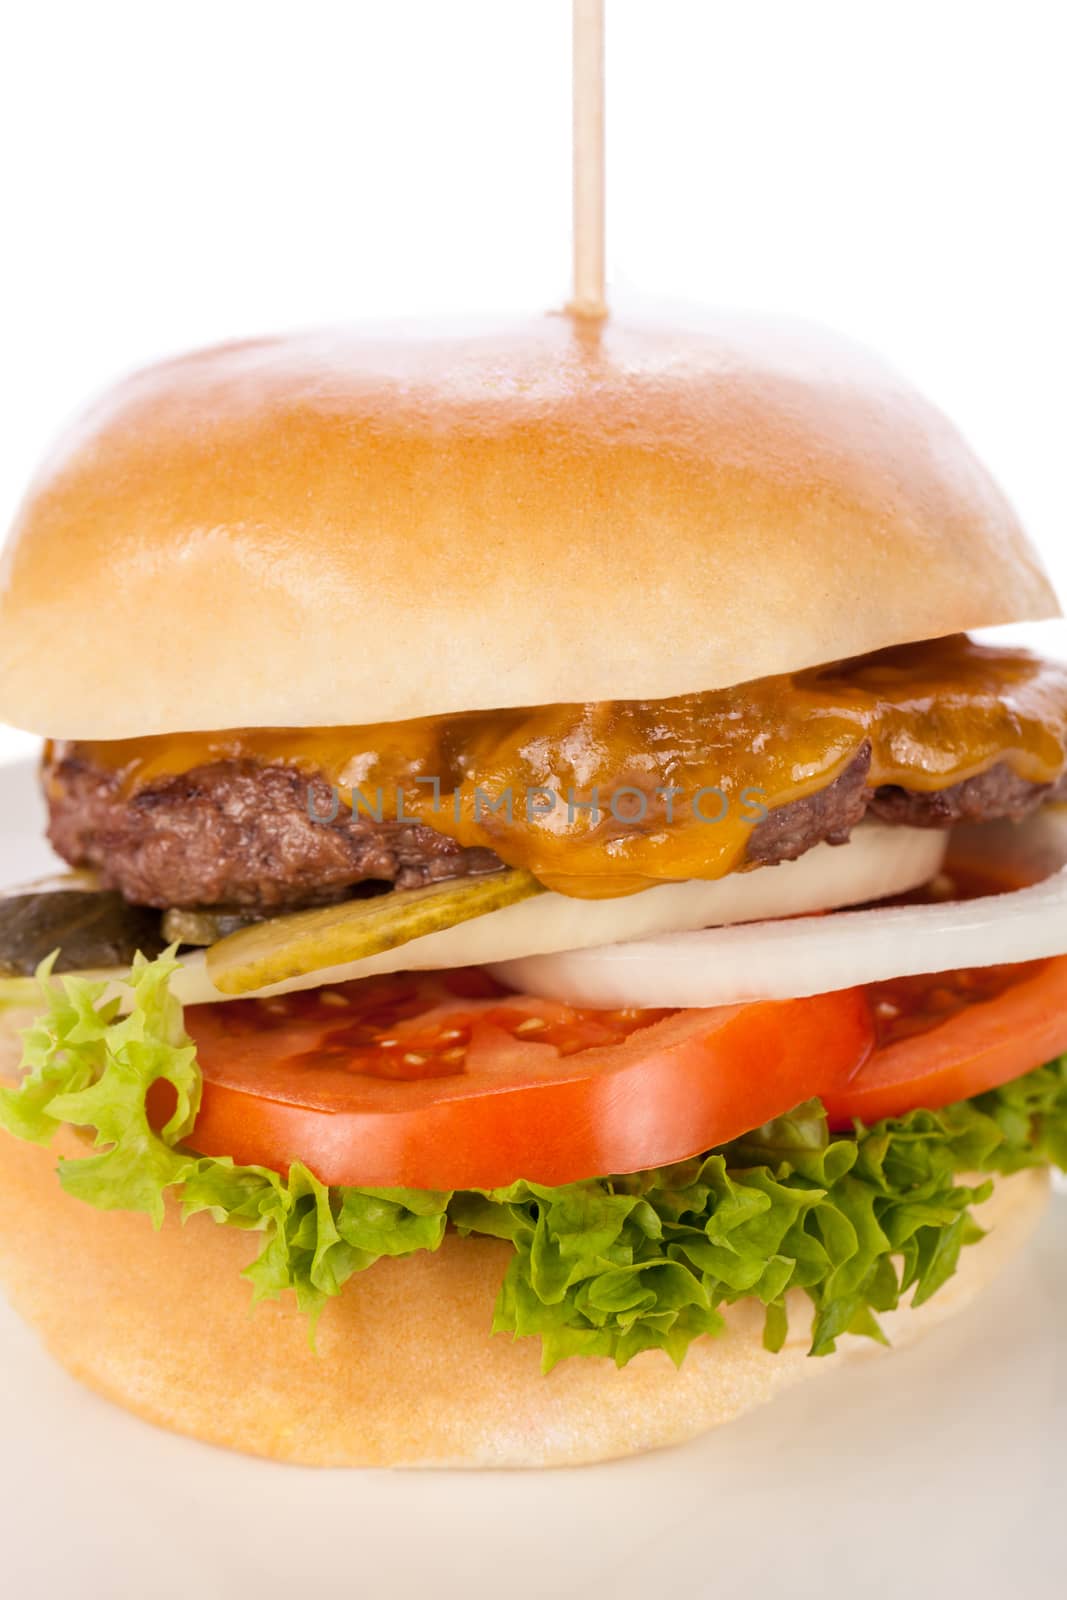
[0,888,164,977]
[162,907,253,946]
[206,869,544,996]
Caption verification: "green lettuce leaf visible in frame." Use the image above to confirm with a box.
[0,954,450,1328]
[1,953,1065,1370]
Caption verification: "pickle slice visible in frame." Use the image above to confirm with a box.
[0,890,165,977]
[0,869,102,899]
[206,870,544,996]
[162,908,255,947]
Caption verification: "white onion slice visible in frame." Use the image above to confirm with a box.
[166,823,946,1006]
[490,810,1067,1010]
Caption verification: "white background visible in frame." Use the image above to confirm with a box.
[0,0,1065,769]
[1,12,1066,1590]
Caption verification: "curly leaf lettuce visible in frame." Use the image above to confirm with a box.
[1,953,1064,1369]
[0,954,449,1332]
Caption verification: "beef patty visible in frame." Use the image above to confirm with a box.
[44,745,1067,913]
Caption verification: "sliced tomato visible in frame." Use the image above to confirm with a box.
[181,971,874,1189]
[823,955,1067,1128]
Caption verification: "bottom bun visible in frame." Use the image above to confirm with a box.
[0,1103,1049,1468]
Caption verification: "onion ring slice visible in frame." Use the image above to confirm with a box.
[490,810,1067,1010]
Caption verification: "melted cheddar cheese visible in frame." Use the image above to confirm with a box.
[54,637,1067,898]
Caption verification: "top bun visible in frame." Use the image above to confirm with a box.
[0,311,1057,739]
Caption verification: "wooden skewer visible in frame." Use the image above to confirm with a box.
[570,0,607,318]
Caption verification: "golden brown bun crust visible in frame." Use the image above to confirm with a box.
[0,312,1057,738]
[0,1109,1049,1467]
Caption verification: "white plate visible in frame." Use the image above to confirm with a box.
[0,757,1064,1600]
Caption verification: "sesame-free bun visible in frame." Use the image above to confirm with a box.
[0,312,1057,739]
[0,1108,1049,1468]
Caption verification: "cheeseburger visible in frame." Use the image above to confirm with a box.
[0,312,1065,1467]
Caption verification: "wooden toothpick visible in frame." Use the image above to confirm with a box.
[570,0,607,317]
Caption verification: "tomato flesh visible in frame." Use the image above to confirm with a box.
[866,963,1046,1049]
[183,974,874,1189]
[824,955,1067,1128]
[178,938,1067,1190]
